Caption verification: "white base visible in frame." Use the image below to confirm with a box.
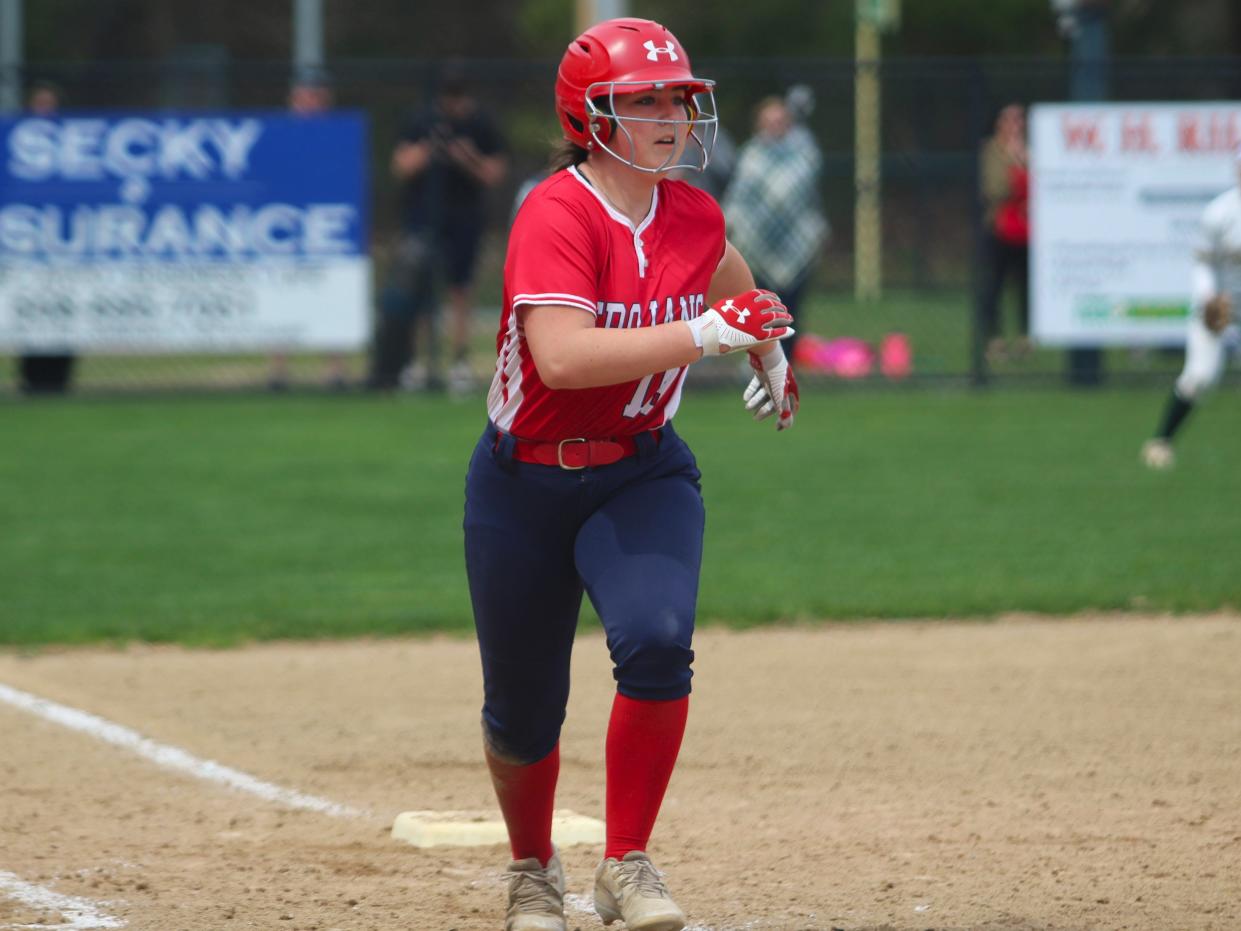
[391,808,605,849]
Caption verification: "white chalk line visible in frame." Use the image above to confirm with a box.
[0,870,124,930]
[0,682,365,819]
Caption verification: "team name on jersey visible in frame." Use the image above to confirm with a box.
[596,292,706,329]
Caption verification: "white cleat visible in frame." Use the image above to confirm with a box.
[505,850,566,931]
[1141,438,1175,470]
[593,851,686,931]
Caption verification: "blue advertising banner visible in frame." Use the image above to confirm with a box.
[0,112,370,351]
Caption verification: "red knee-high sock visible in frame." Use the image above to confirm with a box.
[604,693,689,860]
[485,742,558,866]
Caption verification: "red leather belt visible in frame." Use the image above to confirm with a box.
[505,431,659,469]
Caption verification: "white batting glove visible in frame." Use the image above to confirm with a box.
[743,344,800,431]
[685,288,794,356]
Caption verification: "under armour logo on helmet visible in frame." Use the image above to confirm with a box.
[644,40,679,62]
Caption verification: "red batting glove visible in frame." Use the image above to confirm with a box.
[685,288,794,356]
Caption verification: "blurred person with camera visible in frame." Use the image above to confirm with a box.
[1140,145,1241,470]
[378,66,507,395]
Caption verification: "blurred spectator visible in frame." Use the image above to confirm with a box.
[266,68,351,391]
[26,81,59,116]
[371,66,507,395]
[288,67,333,115]
[721,95,828,361]
[17,81,78,396]
[979,103,1031,364]
[783,83,818,153]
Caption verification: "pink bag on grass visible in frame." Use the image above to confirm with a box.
[794,333,913,380]
[880,333,913,379]
[793,335,874,379]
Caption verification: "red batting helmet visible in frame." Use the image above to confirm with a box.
[555,17,718,172]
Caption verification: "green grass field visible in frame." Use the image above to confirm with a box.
[2,385,1237,646]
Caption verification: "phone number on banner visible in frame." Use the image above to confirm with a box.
[0,259,368,352]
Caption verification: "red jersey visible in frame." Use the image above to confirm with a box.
[487,166,726,440]
[995,163,1030,246]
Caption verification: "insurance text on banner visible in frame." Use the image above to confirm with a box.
[0,112,370,352]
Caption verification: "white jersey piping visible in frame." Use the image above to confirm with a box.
[512,291,598,316]
[488,307,526,430]
[568,165,658,279]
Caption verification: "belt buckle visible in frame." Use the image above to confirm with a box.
[557,437,589,470]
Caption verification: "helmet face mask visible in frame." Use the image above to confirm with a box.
[584,80,719,174]
[555,17,718,174]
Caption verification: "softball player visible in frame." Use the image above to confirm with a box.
[463,18,799,931]
[1142,148,1241,469]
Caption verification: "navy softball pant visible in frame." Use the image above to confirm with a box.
[464,421,705,764]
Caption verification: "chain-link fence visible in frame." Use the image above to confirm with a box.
[3,55,1241,395]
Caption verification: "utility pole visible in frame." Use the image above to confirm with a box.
[853,0,900,302]
[576,0,629,32]
[293,0,324,76]
[854,16,881,302]
[0,0,22,113]
[1054,0,1110,386]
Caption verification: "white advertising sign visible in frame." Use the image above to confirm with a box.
[1031,102,1241,346]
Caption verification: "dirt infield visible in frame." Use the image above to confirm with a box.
[1,614,1238,931]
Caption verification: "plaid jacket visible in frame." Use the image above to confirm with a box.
[722,126,828,291]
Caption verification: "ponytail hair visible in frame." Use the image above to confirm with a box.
[548,139,590,172]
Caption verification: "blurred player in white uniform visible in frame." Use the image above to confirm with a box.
[1141,147,1241,469]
